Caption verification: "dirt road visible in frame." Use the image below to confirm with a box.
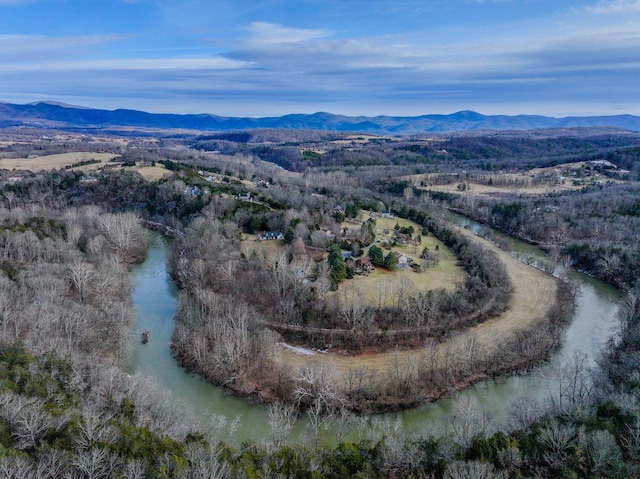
[276,225,558,383]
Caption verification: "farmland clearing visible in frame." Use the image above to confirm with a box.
[276,224,558,387]
[0,152,120,171]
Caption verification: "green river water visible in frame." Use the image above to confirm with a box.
[130,226,620,442]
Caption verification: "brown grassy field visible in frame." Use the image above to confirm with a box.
[239,212,465,306]
[133,165,171,180]
[345,213,464,304]
[0,152,119,172]
[421,182,575,198]
[240,234,285,257]
[405,166,623,199]
[0,151,177,181]
[276,224,558,382]
[330,134,394,145]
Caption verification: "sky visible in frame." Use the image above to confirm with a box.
[1,0,639,118]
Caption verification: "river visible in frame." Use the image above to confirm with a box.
[130,228,620,442]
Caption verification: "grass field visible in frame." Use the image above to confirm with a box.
[0,152,119,172]
[345,212,464,304]
[276,223,558,383]
[405,166,624,199]
[134,165,171,180]
[0,151,177,181]
[238,211,464,305]
[239,234,285,257]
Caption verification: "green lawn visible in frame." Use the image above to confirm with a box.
[338,212,465,305]
[238,212,465,307]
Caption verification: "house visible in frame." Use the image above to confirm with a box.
[354,257,374,274]
[79,176,98,184]
[380,210,395,218]
[585,160,618,176]
[259,231,284,241]
[394,233,419,246]
[236,192,251,201]
[393,252,410,269]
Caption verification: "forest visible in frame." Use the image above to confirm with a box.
[0,125,639,477]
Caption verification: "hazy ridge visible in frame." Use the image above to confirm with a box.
[1,101,640,133]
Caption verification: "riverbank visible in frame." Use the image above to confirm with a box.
[168,210,575,413]
[274,224,567,412]
[128,228,620,443]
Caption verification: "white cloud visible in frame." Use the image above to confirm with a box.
[245,22,331,44]
[2,14,639,118]
[0,34,124,59]
[584,0,640,14]
[2,56,253,73]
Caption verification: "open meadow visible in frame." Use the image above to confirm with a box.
[347,213,464,304]
[405,163,627,199]
[277,224,558,380]
[239,210,465,308]
[0,150,176,180]
[0,151,119,171]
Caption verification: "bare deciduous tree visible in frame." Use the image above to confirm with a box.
[294,360,345,412]
[582,429,623,475]
[0,455,32,479]
[338,285,366,329]
[444,460,504,479]
[268,402,297,447]
[97,212,145,259]
[539,419,577,470]
[68,262,95,304]
[448,397,491,448]
[72,447,117,479]
[0,392,67,451]
[121,460,147,479]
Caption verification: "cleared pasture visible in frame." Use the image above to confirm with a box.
[134,165,171,180]
[277,224,558,381]
[0,152,119,171]
[422,182,572,197]
[345,213,464,304]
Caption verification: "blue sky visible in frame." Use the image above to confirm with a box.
[1,0,639,117]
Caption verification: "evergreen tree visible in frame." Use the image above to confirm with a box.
[367,245,385,266]
[328,244,347,285]
[345,204,359,217]
[283,226,296,244]
[384,251,397,269]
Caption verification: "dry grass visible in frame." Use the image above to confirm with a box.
[0,152,119,172]
[0,151,178,181]
[133,165,171,180]
[239,234,285,257]
[345,213,464,304]
[421,182,580,198]
[405,167,625,200]
[276,224,558,382]
[238,212,464,307]
[330,134,392,145]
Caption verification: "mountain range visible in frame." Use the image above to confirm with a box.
[1,101,640,134]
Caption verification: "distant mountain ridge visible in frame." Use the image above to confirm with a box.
[1,101,640,134]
